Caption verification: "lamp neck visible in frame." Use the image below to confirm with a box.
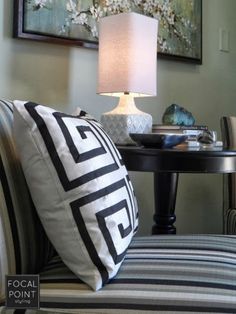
[110,94,142,114]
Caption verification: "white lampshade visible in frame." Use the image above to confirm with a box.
[97,12,158,144]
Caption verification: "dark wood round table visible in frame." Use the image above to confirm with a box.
[118,145,236,234]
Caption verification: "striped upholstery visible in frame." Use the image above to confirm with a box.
[0,100,54,302]
[2,235,236,313]
[221,116,236,234]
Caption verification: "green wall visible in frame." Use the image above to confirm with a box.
[1,0,236,235]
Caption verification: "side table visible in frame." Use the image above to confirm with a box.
[117,145,236,234]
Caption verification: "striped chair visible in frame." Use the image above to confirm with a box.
[221,116,236,234]
[1,100,236,313]
[0,100,55,300]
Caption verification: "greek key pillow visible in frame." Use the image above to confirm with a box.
[13,100,138,291]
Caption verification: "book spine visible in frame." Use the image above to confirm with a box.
[152,125,208,131]
[152,130,204,138]
[180,125,208,130]
[178,141,223,147]
[182,129,204,135]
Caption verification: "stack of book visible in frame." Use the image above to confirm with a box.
[152,124,208,147]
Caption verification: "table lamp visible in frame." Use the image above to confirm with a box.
[97,12,158,145]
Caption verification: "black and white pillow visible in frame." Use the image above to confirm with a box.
[13,101,138,290]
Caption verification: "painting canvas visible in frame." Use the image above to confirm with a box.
[14,0,202,64]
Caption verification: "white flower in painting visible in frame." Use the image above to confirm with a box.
[152,11,161,20]
[162,2,170,13]
[158,36,168,52]
[90,5,104,20]
[167,13,175,25]
[105,0,113,5]
[91,26,98,38]
[34,0,49,8]
[66,0,76,13]
[142,0,151,12]
[74,13,88,25]
[133,0,142,5]
[59,25,66,34]
[104,0,131,13]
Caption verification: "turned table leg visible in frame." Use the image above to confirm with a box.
[152,172,179,235]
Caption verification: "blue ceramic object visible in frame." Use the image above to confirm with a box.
[162,104,195,126]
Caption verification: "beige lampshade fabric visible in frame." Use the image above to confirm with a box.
[97,12,158,97]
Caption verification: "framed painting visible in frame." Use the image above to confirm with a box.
[13,0,202,64]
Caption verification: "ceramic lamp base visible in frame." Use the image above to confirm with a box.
[101,112,152,145]
[100,94,153,145]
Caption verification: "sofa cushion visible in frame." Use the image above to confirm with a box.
[13,101,138,291]
[0,100,54,302]
[2,235,236,313]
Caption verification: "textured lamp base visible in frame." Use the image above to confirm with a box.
[101,112,152,145]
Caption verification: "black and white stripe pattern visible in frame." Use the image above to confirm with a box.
[0,100,54,303]
[13,101,138,290]
[2,235,236,313]
[34,235,236,313]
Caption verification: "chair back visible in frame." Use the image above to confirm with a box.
[221,116,236,234]
[0,100,54,302]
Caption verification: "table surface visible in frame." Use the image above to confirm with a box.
[118,145,236,173]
